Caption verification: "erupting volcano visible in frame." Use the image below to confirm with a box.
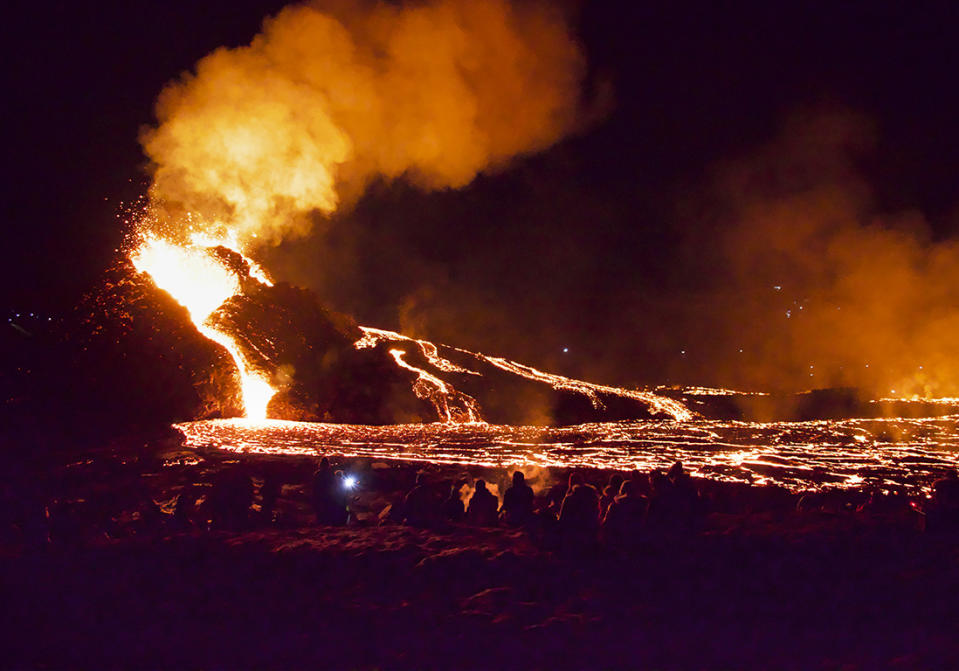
[127,219,695,425]
[111,0,959,496]
[14,2,959,668]
[123,0,697,428]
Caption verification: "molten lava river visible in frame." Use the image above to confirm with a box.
[175,414,959,494]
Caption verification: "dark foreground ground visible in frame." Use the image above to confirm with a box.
[2,435,959,670]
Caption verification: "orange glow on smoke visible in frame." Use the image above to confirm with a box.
[130,231,278,419]
[140,0,586,248]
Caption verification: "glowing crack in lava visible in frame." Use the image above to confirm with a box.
[130,231,278,419]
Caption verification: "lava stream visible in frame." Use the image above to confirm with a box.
[129,232,278,419]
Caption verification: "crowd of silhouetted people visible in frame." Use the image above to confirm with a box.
[5,454,959,552]
[312,460,710,554]
[164,457,714,554]
[309,460,959,551]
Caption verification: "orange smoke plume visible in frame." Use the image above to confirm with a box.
[140,0,586,245]
[677,109,959,399]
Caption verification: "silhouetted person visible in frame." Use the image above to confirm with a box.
[555,472,583,512]
[602,480,648,551]
[600,473,624,516]
[933,470,959,508]
[668,461,695,495]
[312,457,344,525]
[667,461,704,530]
[501,471,535,526]
[334,470,354,525]
[544,482,568,519]
[173,484,199,530]
[404,472,438,527]
[467,479,499,526]
[858,487,921,531]
[259,472,282,525]
[645,469,673,534]
[441,481,466,522]
[559,480,600,554]
[210,466,254,530]
[928,469,959,532]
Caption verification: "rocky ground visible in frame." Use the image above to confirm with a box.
[2,434,959,670]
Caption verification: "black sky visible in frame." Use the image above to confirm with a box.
[5,0,959,388]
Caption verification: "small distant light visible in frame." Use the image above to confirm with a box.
[562,347,569,353]
[738,349,743,353]
[865,364,869,368]
[890,389,896,394]
[773,285,782,291]
[786,310,791,318]
[343,475,357,489]
[680,350,686,355]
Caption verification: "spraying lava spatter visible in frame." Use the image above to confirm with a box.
[130,229,278,419]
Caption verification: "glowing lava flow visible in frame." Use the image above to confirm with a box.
[388,348,482,423]
[129,232,278,419]
[477,355,695,421]
[355,327,695,422]
[175,413,959,494]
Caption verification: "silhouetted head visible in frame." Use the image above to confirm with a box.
[569,472,584,488]
[513,471,525,486]
[319,457,330,471]
[608,473,624,490]
[668,461,685,480]
[650,470,670,493]
[945,469,959,481]
[475,479,487,492]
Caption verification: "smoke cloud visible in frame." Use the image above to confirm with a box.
[673,109,959,398]
[141,0,586,245]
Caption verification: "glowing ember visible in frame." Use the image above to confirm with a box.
[130,230,278,419]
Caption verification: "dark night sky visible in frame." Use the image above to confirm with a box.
[5,0,959,389]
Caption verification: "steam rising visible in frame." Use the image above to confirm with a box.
[141,0,585,244]
[678,109,959,398]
